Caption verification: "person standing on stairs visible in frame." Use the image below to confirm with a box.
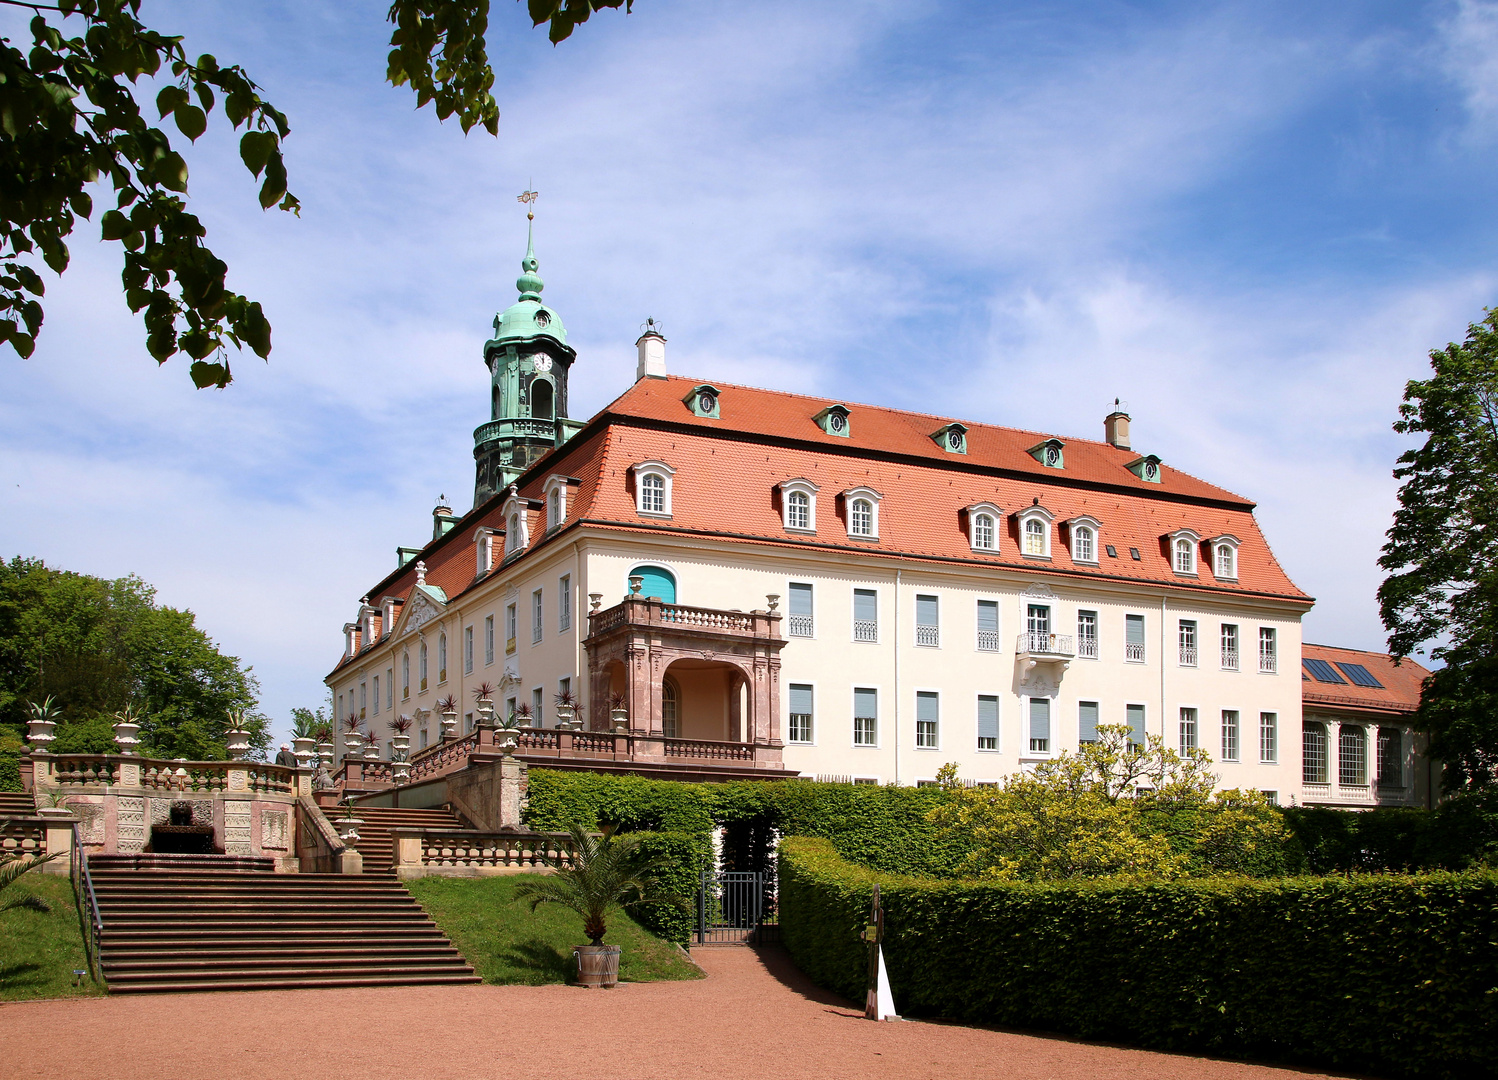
[274,743,297,768]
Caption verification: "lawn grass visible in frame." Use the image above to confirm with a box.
[0,870,105,1001]
[407,874,704,986]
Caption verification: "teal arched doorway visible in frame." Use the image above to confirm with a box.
[630,565,677,603]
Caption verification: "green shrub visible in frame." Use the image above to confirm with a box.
[0,753,19,794]
[779,837,1498,1079]
[625,830,711,944]
[1283,794,1498,874]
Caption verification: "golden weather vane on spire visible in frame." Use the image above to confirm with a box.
[517,187,538,221]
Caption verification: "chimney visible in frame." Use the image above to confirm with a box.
[635,319,667,381]
[1104,400,1131,450]
[432,493,455,540]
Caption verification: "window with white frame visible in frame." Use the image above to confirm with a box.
[1211,535,1239,579]
[1222,710,1239,761]
[916,691,939,749]
[438,632,447,682]
[1221,624,1239,670]
[631,460,675,517]
[853,688,878,746]
[1303,721,1328,783]
[1260,712,1277,763]
[543,474,571,529]
[1028,697,1051,753]
[779,479,818,533]
[1017,504,1053,557]
[476,528,497,575]
[1377,728,1403,788]
[464,626,473,674]
[484,615,494,665]
[1179,707,1198,753]
[358,682,367,718]
[843,487,881,539]
[977,695,999,750]
[1127,703,1146,747]
[788,583,814,637]
[1339,725,1367,786]
[1078,700,1099,745]
[915,594,939,647]
[967,502,1001,552]
[1125,613,1146,662]
[505,511,527,554]
[1258,627,1277,672]
[402,653,409,699]
[386,668,393,709]
[506,604,517,653]
[661,680,679,738]
[1168,529,1200,574]
[976,600,999,651]
[372,676,379,715]
[1178,620,1197,666]
[559,575,571,632]
[418,641,428,692]
[532,687,545,726]
[1077,610,1098,658]
[788,684,814,743]
[532,589,543,644]
[1069,516,1101,564]
[853,589,878,642]
[1024,519,1046,556]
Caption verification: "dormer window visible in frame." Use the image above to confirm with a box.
[1168,528,1202,575]
[1028,438,1065,469]
[1067,515,1102,564]
[474,527,499,574]
[966,502,1002,552]
[1210,534,1240,580]
[684,384,721,419]
[542,473,577,531]
[501,489,532,555]
[842,486,882,539]
[1127,454,1163,483]
[1016,503,1054,558]
[814,404,851,438]
[631,460,675,518]
[778,478,819,534]
[381,597,401,637]
[932,423,968,454]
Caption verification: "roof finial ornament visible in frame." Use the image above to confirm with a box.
[415,560,427,585]
[515,187,543,301]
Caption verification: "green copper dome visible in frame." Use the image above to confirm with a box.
[490,221,567,346]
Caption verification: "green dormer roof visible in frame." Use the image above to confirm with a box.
[489,221,568,348]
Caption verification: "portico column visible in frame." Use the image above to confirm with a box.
[1327,719,1342,787]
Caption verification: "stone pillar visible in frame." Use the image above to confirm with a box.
[391,829,424,879]
[40,811,77,874]
[1327,719,1341,787]
[496,755,528,830]
[338,848,364,874]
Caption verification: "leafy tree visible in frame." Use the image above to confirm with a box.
[1,0,631,386]
[513,822,670,944]
[1379,309,1498,791]
[289,704,330,741]
[927,726,1290,881]
[0,556,267,759]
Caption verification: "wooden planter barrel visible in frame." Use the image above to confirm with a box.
[573,945,621,988]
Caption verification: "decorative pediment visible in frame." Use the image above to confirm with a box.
[399,589,445,638]
[1022,583,1058,599]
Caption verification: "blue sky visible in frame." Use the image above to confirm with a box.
[2,0,1496,742]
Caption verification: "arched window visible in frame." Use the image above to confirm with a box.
[508,513,521,551]
[642,473,665,513]
[532,379,554,419]
[1024,518,1045,556]
[1303,721,1328,784]
[438,632,447,682]
[1215,543,1237,579]
[1339,725,1367,786]
[1074,526,1095,563]
[549,488,559,527]
[630,565,676,604]
[973,514,995,550]
[841,487,881,539]
[661,678,679,738]
[851,499,873,536]
[402,652,410,699]
[787,490,810,530]
[419,641,428,692]
[1174,538,1195,574]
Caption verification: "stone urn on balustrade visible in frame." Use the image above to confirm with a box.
[391,734,411,759]
[610,706,629,733]
[361,737,381,761]
[317,740,335,768]
[441,710,458,740]
[114,718,143,756]
[26,715,57,753]
[292,737,316,768]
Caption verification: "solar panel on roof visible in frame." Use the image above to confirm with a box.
[1302,658,1346,684]
[1336,662,1384,689]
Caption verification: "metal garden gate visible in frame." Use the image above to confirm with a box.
[696,868,774,945]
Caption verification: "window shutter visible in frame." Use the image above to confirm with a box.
[1078,701,1098,742]
[1126,614,1145,645]
[977,600,998,633]
[1029,697,1050,742]
[917,691,939,722]
[1127,703,1146,744]
[790,582,813,616]
[790,685,813,715]
[854,589,877,623]
[916,595,939,627]
[854,687,877,718]
[978,696,999,742]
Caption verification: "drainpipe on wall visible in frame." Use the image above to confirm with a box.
[1160,593,1168,744]
[894,568,902,787]
[572,539,584,721]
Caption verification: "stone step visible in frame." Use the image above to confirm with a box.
[104,972,482,994]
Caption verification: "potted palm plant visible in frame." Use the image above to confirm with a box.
[389,714,414,759]
[361,730,382,760]
[436,694,459,740]
[554,689,581,729]
[609,694,629,732]
[113,703,144,756]
[513,823,672,989]
[472,682,497,726]
[315,724,335,767]
[342,714,364,759]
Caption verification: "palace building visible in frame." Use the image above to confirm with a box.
[326,230,1429,804]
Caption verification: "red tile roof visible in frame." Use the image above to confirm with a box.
[332,374,1312,674]
[1301,643,1429,718]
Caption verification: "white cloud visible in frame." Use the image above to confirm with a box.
[1438,0,1498,135]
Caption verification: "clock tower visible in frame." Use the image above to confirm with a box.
[472,221,583,506]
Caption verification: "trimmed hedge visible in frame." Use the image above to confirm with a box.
[779,837,1498,1079]
[0,752,19,793]
[626,830,712,944]
[1284,795,1498,874]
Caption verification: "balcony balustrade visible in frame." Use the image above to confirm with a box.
[1016,631,1075,660]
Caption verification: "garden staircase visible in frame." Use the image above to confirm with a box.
[89,857,480,993]
[0,791,37,819]
[346,805,467,874]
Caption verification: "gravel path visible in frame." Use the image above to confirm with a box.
[0,946,1342,1080]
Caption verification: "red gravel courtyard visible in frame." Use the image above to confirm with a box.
[1,946,1346,1080]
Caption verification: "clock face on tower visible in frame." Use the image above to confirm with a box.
[531,354,553,373]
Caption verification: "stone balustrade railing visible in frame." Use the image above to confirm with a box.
[587,596,782,642]
[0,818,46,858]
[389,826,573,879]
[407,732,480,783]
[40,754,300,795]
